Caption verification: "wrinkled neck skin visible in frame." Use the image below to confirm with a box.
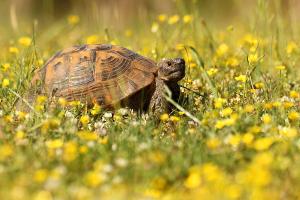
[148,77,180,117]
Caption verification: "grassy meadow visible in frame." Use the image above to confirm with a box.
[1,0,300,199]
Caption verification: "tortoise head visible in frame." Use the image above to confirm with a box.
[157,58,185,82]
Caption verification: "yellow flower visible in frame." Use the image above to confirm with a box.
[288,111,299,121]
[242,133,254,145]
[228,134,241,147]
[242,34,258,46]
[272,101,281,107]
[249,167,272,187]
[34,169,48,183]
[46,139,63,149]
[2,78,10,88]
[0,144,13,161]
[254,82,264,89]
[91,104,101,115]
[244,104,254,113]
[226,57,239,67]
[34,191,52,200]
[80,115,90,126]
[160,113,169,121]
[113,114,122,122]
[15,130,25,140]
[275,65,286,71]
[235,75,247,83]
[184,170,201,189]
[206,138,221,149]
[254,152,274,167]
[49,118,61,129]
[63,141,78,162]
[248,126,262,134]
[79,145,88,154]
[220,107,233,117]
[110,40,118,45]
[207,68,218,76]
[1,63,10,71]
[216,43,229,57]
[144,189,162,198]
[168,15,180,25]
[225,185,241,200]
[178,111,185,116]
[215,120,226,129]
[4,115,13,123]
[248,53,258,64]
[170,115,180,122]
[69,100,81,107]
[151,177,167,190]
[263,102,273,110]
[18,36,32,47]
[84,171,103,187]
[183,15,193,24]
[57,97,67,107]
[215,115,237,129]
[283,101,294,109]
[36,95,47,104]
[98,136,108,144]
[261,114,271,124]
[279,127,297,138]
[86,35,99,44]
[9,46,19,54]
[253,138,274,151]
[201,163,222,182]
[290,90,300,99]
[249,88,258,94]
[286,41,298,54]
[158,14,167,22]
[16,111,27,120]
[214,98,227,108]
[38,59,44,65]
[77,131,98,141]
[67,15,80,25]
[249,46,257,52]
[151,22,159,33]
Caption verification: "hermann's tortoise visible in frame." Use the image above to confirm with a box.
[31,44,185,115]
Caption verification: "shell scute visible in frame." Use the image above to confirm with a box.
[33,44,159,107]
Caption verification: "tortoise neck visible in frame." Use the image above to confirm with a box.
[160,79,178,88]
[156,78,180,100]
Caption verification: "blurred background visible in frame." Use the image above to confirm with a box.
[1,0,299,33]
[0,0,300,57]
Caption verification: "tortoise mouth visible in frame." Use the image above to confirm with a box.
[160,70,185,82]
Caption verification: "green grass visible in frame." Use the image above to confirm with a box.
[1,0,300,199]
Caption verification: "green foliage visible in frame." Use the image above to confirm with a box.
[1,0,300,199]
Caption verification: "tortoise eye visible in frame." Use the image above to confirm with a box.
[167,61,172,66]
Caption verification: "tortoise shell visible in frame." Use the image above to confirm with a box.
[32,44,159,106]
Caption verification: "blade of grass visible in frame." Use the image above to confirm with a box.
[164,86,200,125]
[188,46,219,98]
[7,88,38,115]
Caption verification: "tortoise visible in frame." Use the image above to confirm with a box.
[30,44,185,116]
